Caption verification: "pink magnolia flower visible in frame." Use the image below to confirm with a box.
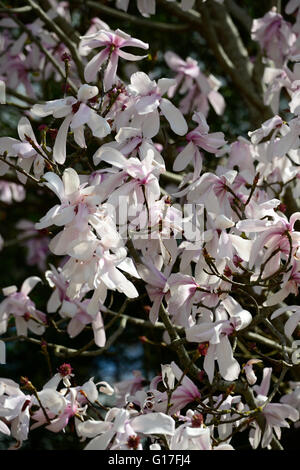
[252,11,296,66]
[59,298,106,348]
[81,29,149,89]
[0,378,32,446]
[186,297,252,383]
[0,277,47,337]
[170,409,233,450]
[185,169,237,219]
[250,368,299,448]
[150,362,201,415]
[186,112,227,153]
[237,212,300,277]
[79,408,174,450]
[165,51,225,116]
[31,387,80,433]
[172,112,226,184]
[32,84,111,164]
[114,371,146,406]
[127,72,188,137]
[270,303,300,338]
[137,257,172,324]
[93,146,165,210]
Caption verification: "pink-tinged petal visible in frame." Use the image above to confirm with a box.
[160,98,188,135]
[103,53,119,91]
[87,112,111,138]
[62,168,80,196]
[68,240,97,260]
[87,286,108,316]
[84,48,109,83]
[76,420,111,439]
[16,156,34,184]
[135,95,160,115]
[35,204,61,230]
[249,425,261,449]
[243,359,262,385]
[141,110,160,138]
[117,50,148,61]
[108,268,139,298]
[67,317,85,338]
[149,296,162,324]
[43,172,65,200]
[49,226,79,255]
[164,51,186,70]
[271,304,300,320]
[73,126,86,148]
[52,104,74,119]
[21,276,41,296]
[217,336,240,381]
[0,137,19,156]
[236,219,272,233]
[121,34,149,49]
[18,117,37,144]
[204,344,216,384]
[129,71,153,94]
[84,430,115,450]
[52,206,75,226]
[70,103,91,129]
[131,413,175,436]
[173,141,194,172]
[53,115,73,165]
[229,234,253,263]
[263,285,292,307]
[284,313,300,339]
[157,78,177,95]
[208,89,225,115]
[93,312,106,347]
[254,367,272,397]
[93,147,127,168]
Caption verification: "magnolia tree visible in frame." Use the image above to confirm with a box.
[1,0,300,452]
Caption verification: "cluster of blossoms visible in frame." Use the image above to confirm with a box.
[1,0,300,451]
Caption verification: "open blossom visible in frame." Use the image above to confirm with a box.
[250,368,299,448]
[0,378,32,446]
[0,277,46,338]
[127,71,188,137]
[32,84,111,164]
[236,212,300,282]
[186,297,252,383]
[0,117,46,184]
[149,362,201,415]
[81,28,149,89]
[78,407,175,450]
[252,11,296,66]
[164,51,225,116]
[93,145,165,210]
